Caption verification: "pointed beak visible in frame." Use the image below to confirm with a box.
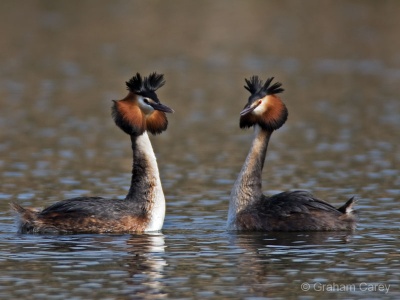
[240,100,261,116]
[151,102,174,113]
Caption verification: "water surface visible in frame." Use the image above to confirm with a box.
[1,1,399,299]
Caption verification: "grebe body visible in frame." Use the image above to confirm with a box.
[11,72,173,234]
[227,76,356,231]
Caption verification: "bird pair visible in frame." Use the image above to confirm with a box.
[11,72,356,234]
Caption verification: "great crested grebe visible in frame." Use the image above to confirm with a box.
[227,76,356,231]
[11,72,174,234]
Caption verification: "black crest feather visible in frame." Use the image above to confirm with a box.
[244,76,284,99]
[244,76,263,94]
[126,72,166,94]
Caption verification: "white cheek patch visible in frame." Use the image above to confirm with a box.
[138,96,155,115]
[253,100,268,116]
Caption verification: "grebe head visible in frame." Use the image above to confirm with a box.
[240,76,288,132]
[112,72,174,136]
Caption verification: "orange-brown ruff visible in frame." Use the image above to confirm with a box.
[228,76,357,231]
[112,93,168,136]
[11,72,174,234]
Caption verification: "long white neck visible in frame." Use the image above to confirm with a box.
[227,125,271,229]
[126,132,165,231]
